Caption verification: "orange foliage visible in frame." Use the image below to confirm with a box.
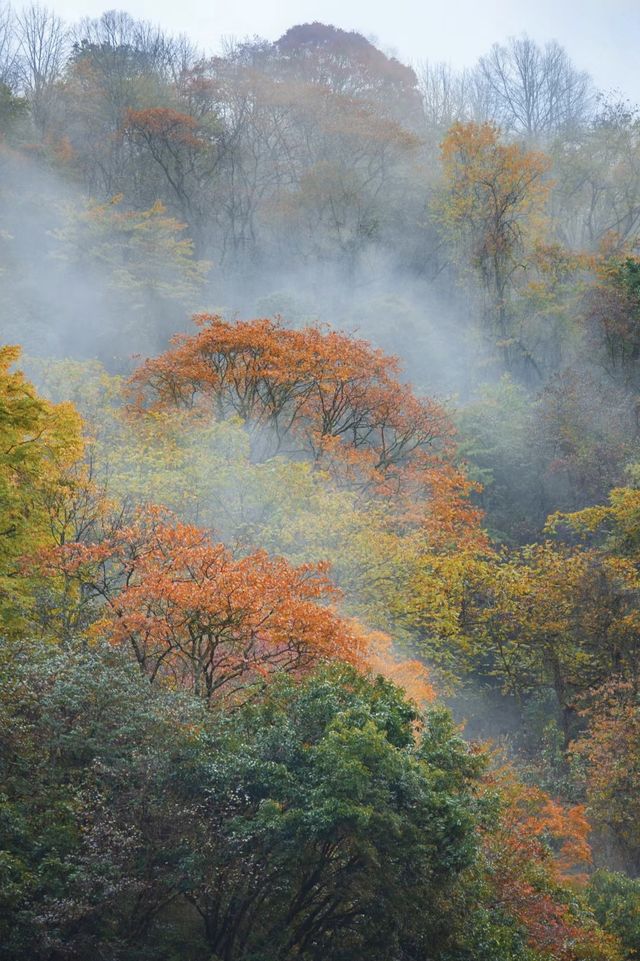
[440,121,550,261]
[124,107,205,148]
[490,770,592,882]
[358,627,437,705]
[571,681,640,864]
[38,506,372,701]
[129,315,485,550]
[482,768,612,961]
[36,500,441,706]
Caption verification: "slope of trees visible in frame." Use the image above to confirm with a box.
[3,7,640,959]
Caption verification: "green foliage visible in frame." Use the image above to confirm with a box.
[588,872,640,960]
[0,638,206,960]
[0,638,499,961]
[0,84,27,132]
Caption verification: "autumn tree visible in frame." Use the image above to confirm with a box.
[482,766,619,961]
[440,121,550,371]
[122,106,223,249]
[231,22,423,127]
[572,682,640,874]
[36,506,371,698]
[470,539,640,743]
[58,11,192,195]
[0,346,84,635]
[129,315,483,548]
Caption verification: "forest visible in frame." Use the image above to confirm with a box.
[2,6,640,960]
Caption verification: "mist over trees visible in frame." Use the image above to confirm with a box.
[2,6,640,960]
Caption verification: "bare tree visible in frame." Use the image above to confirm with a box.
[417,61,471,132]
[0,3,18,88]
[476,35,593,138]
[72,10,199,83]
[15,4,68,134]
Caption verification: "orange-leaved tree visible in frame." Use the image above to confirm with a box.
[571,680,640,874]
[37,506,435,704]
[483,767,619,961]
[128,315,485,551]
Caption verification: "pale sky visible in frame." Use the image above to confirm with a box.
[49,0,640,102]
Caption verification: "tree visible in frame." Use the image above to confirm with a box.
[572,682,640,874]
[0,630,620,961]
[122,106,223,250]
[417,60,473,134]
[129,314,484,551]
[588,871,640,959]
[0,346,83,635]
[36,499,444,707]
[0,638,208,961]
[482,766,619,961]
[440,121,550,370]
[268,91,419,272]
[59,11,193,196]
[471,539,640,743]
[37,506,374,699]
[475,36,592,138]
[52,195,208,356]
[0,3,18,89]
[181,666,486,961]
[550,100,640,250]
[234,22,423,127]
[585,247,640,387]
[15,4,68,136]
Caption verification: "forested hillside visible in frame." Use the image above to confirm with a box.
[2,9,640,960]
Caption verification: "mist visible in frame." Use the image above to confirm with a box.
[3,7,640,958]
[3,1,640,700]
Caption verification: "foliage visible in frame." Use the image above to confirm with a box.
[0,641,488,961]
[481,767,619,961]
[588,871,640,959]
[3,11,640,956]
[469,541,640,741]
[129,314,486,547]
[0,346,84,634]
[53,195,209,353]
[439,121,550,369]
[36,505,373,700]
[571,682,640,873]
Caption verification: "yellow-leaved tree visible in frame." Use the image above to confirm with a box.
[0,346,86,634]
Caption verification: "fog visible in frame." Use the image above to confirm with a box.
[3,6,640,748]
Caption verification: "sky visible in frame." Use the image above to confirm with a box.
[48,0,640,102]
